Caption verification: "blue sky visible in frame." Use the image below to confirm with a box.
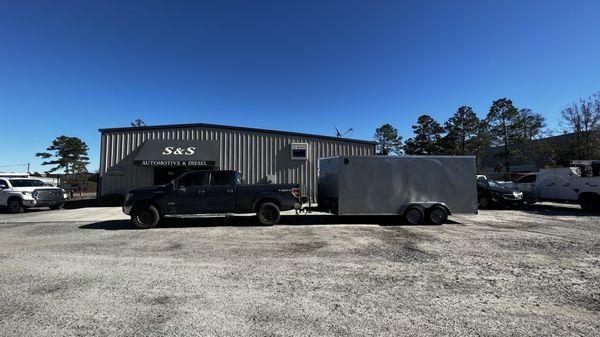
[1,0,599,173]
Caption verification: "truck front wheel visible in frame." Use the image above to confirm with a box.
[131,205,161,229]
[7,198,24,214]
[257,202,280,225]
[579,194,600,212]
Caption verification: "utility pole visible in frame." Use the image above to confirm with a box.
[27,163,30,176]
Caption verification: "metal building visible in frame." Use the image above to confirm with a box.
[99,123,376,201]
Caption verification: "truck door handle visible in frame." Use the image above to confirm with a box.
[226,189,234,194]
[197,190,205,195]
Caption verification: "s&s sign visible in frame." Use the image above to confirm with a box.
[162,147,196,155]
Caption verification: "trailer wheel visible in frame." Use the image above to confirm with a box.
[427,206,448,225]
[131,205,160,229]
[257,202,280,225]
[404,206,425,225]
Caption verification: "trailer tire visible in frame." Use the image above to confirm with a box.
[403,206,425,225]
[131,204,161,229]
[427,206,448,225]
[257,202,280,225]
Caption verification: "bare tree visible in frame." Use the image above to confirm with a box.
[560,92,600,160]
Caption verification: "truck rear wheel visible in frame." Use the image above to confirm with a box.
[427,206,448,225]
[131,205,160,229]
[404,206,425,225]
[257,202,280,225]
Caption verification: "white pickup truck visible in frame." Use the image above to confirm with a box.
[514,161,600,212]
[0,178,68,213]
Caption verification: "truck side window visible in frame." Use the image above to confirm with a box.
[211,172,231,186]
[178,172,208,187]
[0,179,7,188]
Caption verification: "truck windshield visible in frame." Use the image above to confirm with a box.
[9,179,47,187]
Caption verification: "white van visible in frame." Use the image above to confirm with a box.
[515,161,600,212]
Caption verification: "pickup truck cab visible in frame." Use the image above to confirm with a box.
[123,170,303,228]
[0,178,67,213]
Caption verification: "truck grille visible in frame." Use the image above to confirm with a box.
[34,189,64,201]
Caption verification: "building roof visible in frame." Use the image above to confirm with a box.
[98,122,376,145]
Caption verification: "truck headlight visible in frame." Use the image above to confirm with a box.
[21,191,32,196]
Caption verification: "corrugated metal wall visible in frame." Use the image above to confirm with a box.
[99,126,375,201]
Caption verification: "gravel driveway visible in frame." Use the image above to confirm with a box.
[0,203,598,336]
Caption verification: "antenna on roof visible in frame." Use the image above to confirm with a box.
[335,127,354,138]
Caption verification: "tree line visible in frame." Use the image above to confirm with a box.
[374,92,600,172]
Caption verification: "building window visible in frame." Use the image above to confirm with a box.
[291,143,308,160]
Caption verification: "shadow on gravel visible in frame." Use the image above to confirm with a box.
[64,198,98,209]
[79,215,461,230]
[521,204,599,217]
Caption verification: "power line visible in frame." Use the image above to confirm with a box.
[0,163,29,168]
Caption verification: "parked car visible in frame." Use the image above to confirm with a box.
[514,162,600,212]
[123,170,304,228]
[0,178,68,213]
[477,178,524,209]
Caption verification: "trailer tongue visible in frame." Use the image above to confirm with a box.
[304,156,478,225]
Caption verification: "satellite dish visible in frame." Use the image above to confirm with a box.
[335,127,354,138]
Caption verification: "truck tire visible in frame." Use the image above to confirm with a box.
[7,197,24,214]
[478,196,490,209]
[427,206,448,225]
[404,206,425,225]
[131,205,161,229]
[579,194,600,212]
[257,202,280,225]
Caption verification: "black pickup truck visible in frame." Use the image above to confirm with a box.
[122,170,303,228]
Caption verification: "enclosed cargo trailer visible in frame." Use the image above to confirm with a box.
[314,156,477,224]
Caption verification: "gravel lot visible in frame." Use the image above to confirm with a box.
[0,204,599,336]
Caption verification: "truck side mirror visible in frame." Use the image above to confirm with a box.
[0,184,6,189]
